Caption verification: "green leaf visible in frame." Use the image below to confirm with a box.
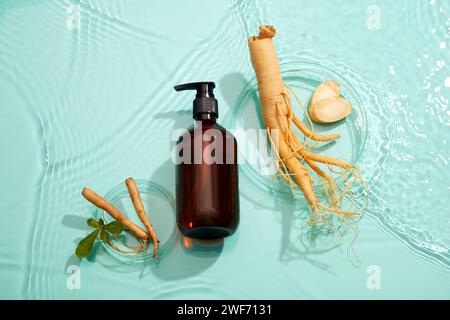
[99,230,109,243]
[75,229,100,258]
[87,218,100,229]
[105,221,124,235]
[99,218,105,227]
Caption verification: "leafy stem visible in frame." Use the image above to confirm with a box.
[75,218,124,258]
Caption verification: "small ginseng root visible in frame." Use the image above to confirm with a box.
[80,182,159,258]
[248,25,367,238]
[125,177,159,258]
[308,80,352,124]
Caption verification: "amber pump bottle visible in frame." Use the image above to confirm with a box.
[174,82,239,239]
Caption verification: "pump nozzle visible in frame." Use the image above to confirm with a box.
[174,81,218,120]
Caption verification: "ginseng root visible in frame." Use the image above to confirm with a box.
[81,187,150,254]
[248,25,366,232]
[125,177,159,258]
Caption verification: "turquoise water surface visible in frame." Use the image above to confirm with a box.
[0,0,449,299]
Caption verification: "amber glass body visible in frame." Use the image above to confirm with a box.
[176,115,239,239]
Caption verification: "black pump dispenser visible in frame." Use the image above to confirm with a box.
[174,82,218,120]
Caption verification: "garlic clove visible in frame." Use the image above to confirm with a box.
[310,80,340,106]
[309,80,352,123]
[323,80,340,95]
[310,97,352,124]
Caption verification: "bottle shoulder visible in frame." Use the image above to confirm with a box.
[186,121,235,137]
